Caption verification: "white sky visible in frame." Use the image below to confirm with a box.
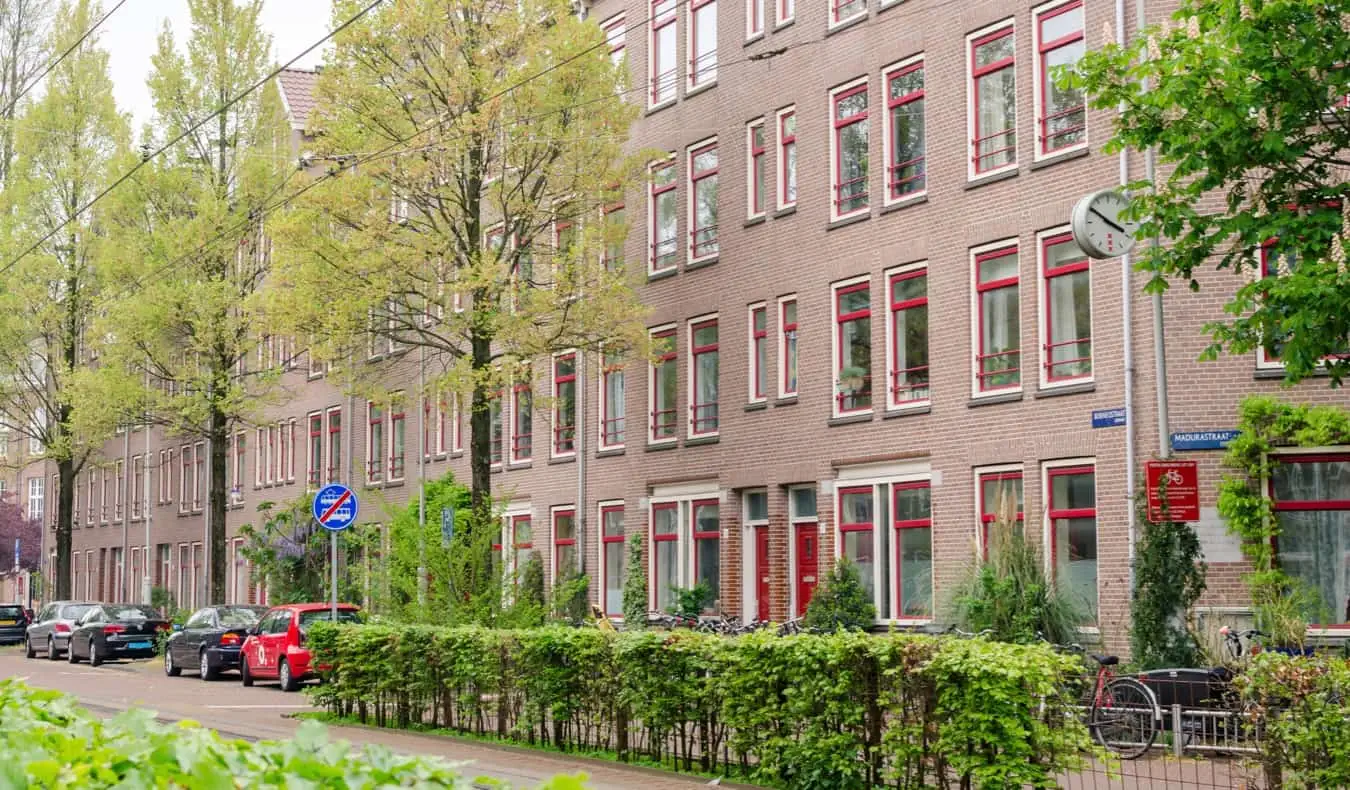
[104,0,332,132]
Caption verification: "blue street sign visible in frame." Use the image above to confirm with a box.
[13,538,18,568]
[312,484,359,532]
[441,506,455,547]
[1091,407,1127,429]
[1172,430,1240,452]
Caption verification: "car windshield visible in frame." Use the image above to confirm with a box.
[218,607,262,627]
[0,606,23,619]
[108,606,159,621]
[298,609,362,628]
[60,604,95,621]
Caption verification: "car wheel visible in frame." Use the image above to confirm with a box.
[23,637,34,659]
[278,658,298,692]
[46,637,58,661]
[89,640,102,667]
[68,639,80,664]
[165,646,181,677]
[199,649,217,681]
[240,656,254,687]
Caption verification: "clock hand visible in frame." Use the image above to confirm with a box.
[1089,207,1127,234]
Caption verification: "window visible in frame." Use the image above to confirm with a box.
[651,502,679,611]
[327,407,342,483]
[887,266,929,407]
[451,397,463,454]
[115,459,124,520]
[884,57,926,200]
[747,120,767,218]
[749,304,767,402]
[87,469,96,523]
[1041,232,1092,383]
[367,403,384,482]
[831,81,869,219]
[1047,463,1097,622]
[689,318,719,435]
[232,433,245,499]
[838,487,875,602]
[834,279,872,413]
[511,515,534,579]
[969,22,1017,176]
[179,448,190,514]
[599,503,626,616]
[553,508,577,577]
[744,490,769,621]
[1034,0,1086,157]
[603,202,625,271]
[553,354,576,456]
[158,449,171,504]
[511,381,533,462]
[27,477,43,522]
[308,413,323,486]
[776,0,794,26]
[600,349,625,448]
[893,482,932,618]
[687,140,719,260]
[649,327,677,442]
[650,0,677,106]
[779,296,798,397]
[974,245,1021,392]
[777,107,796,209]
[689,0,717,88]
[692,500,720,608]
[254,427,265,488]
[747,0,763,38]
[489,391,504,466]
[649,158,677,273]
[193,442,204,509]
[1270,454,1350,625]
[603,14,625,68]
[131,456,143,518]
[389,404,406,480]
[977,469,1024,558]
[832,0,864,27]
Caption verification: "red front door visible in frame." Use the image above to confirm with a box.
[755,526,771,622]
[795,525,818,617]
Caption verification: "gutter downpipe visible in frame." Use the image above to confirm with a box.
[1118,0,1137,602]
[1136,0,1170,460]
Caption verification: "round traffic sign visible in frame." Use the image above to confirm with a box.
[312,484,359,532]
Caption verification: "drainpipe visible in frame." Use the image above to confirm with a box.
[417,344,427,607]
[1136,0,1170,458]
[143,416,152,605]
[1117,0,1137,598]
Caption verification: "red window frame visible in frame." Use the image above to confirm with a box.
[510,382,532,462]
[601,350,625,447]
[1036,1,1085,155]
[781,298,798,396]
[689,0,717,88]
[691,498,720,607]
[651,329,677,441]
[978,471,1023,558]
[975,247,1021,392]
[1042,233,1092,382]
[1046,465,1096,597]
[888,269,929,406]
[777,0,794,25]
[689,141,719,259]
[600,504,626,616]
[893,481,932,618]
[422,400,433,459]
[232,435,244,497]
[690,319,719,435]
[307,414,322,486]
[511,514,533,577]
[886,61,926,199]
[367,403,384,481]
[778,110,796,208]
[650,159,677,271]
[131,456,143,518]
[832,0,863,25]
[747,0,763,37]
[553,508,576,576]
[831,83,869,217]
[750,306,767,401]
[554,354,577,455]
[748,121,766,217]
[650,0,677,105]
[835,281,872,413]
[603,202,625,270]
[179,449,190,514]
[971,26,1017,174]
[651,502,679,608]
[1269,454,1350,627]
[326,407,341,484]
[603,15,625,65]
[837,486,874,574]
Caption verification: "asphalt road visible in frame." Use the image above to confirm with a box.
[0,646,732,790]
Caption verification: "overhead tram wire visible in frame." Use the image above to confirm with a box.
[1,0,128,121]
[0,0,388,276]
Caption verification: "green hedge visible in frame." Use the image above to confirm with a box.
[0,677,581,788]
[308,624,1093,789]
[1238,652,1350,789]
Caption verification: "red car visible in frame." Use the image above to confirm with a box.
[239,603,362,692]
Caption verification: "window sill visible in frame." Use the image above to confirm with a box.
[964,167,1020,190]
[490,466,503,475]
[1034,381,1096,399]
[1030,146,1089,170]
[968,391,1024,408]
[685,255,719,272]
[596,447,625,458]
[505,461,532,471]
[825,13,868,37]
[685,435,720,447]
[744,32,765,47]
[645,100,676,117]
[883,403,931,419]
[547,456,576,466]
[648,268,678,283]
[774,395,799,407]
[877,0,909,16]
[744,215,767,228]
[773,205,797,219]
[826,211,870,231]
[685,80,717,100]
[745,401,768,412]
[1254,366,1301,380]
[773,17,795,32]
[385,478,406,488]
[880,193,928,214]
[645,441,678,452]
[828,412,874,427]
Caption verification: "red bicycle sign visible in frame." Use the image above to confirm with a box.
[1145,461,1199,522]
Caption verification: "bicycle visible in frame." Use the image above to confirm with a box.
[1050,640,1160,759]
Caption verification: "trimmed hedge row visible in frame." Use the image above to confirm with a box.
[0,678,577,788]
[308,625,1094,789]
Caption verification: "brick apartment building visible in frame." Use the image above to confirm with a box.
[28,0,1349,648]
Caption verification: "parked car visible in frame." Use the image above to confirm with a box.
[164,605,267,680]
[66,604,171,666]
[25,601,98,659]
[0,604,30,645]
[240,603,362,692]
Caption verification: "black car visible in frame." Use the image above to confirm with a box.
[164,605,267,680]
[66,604,170,666]
[0,603,29,645]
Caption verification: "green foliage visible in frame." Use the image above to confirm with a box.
[621,534,647,629]
[1130,481,1207,669]
[1218,396,1350,642]
[240,494,360,605]
[803,558,876,632]
[669,583,711,621]
[310,622,1093,788]
[1070,1,1350,384]
[947,518,1085,645]
[0,676,508,787]
[550,568,590,625]
[1237,652,1350,788]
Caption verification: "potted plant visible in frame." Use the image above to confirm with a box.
[838,365,868,392]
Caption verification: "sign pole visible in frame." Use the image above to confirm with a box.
[312,483,358,623]
[331,529,338,622]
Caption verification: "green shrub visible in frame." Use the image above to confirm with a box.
[550,568,590,624]
[669,582,711,620]
[1238,652,1350,788]
[803,557,876,632]
[620,533,647,629]
[1130,481,1207,669]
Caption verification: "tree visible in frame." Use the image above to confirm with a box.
[269,0,648,586]
[0,495,39,570]
[99,0,291,603]
[1072,0,1350,384]
[804,558,876,632]
[0,0,128,598]
[0,0,53,186]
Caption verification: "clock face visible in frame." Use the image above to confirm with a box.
[1072,189,1139,259]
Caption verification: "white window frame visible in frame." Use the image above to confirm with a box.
[965,18,1018,182]
[597,344,625,451]
[775,106,797,211]
[969,237,1024,400]
[775,0,795,28]
[741,488,769,622]
[686,137,719,264]
[1040,457,1099,633]
[648,323,678,447]
[648,482,722,611]
[881,53,927,207]
[832,461,933,624]
[746,0,764,41]
[828,77,870,223]
[687,312,720,439]
[649,0,678,110]
[1031,0,1088,162]
[777,293,798,399]
[829,0,867,31]
[193,441,205,510]
[687,0,718,94]
[367,400,385,484]
[1036,225,1094,391]
[883,260,930,411]
[549,504,577,585]
[786,483,818,618]
[746,118,767,220]
[551,350,578,460]
[831,274,874,419]
[748,302,768,404]
[648,155,678,275]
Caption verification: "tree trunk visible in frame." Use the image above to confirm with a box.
[468,325,493,589]
[54,457,74,599]
[208,404,228,603]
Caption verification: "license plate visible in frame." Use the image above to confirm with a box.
[0,620,14,626]
[127,641,152,650]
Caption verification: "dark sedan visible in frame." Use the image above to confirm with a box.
[164,605,267,680]
[0,604,29,645]
[66,604,170,666]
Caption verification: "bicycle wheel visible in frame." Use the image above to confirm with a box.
[1090,677,1159,759]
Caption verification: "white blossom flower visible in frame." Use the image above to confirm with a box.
[1187,16,1201,39]
[1241,2,1253,21]
[1276,254,1292,277]
[1147,35,1162,61]
[1160,17,1172,37]
[1333,234,1346,265]
[1102,21,1114,47]
[1256,108,1268,130]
